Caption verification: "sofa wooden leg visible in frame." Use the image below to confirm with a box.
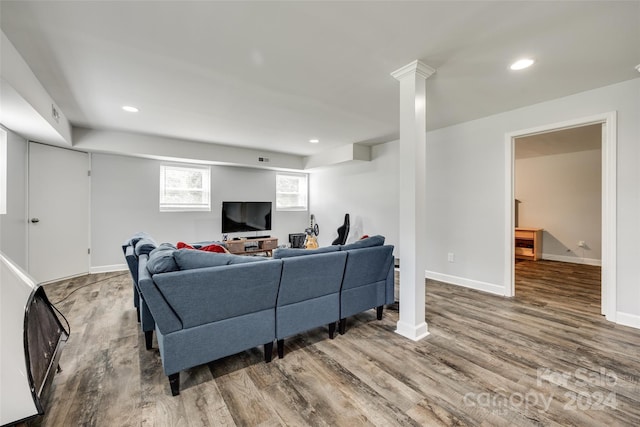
[144,330,153,350]
[169,373,180,396]
[264,341,274,363]
[376,306,383,320]
[328,322,336,339]
[339,318,346,335]
[276,339,284,359]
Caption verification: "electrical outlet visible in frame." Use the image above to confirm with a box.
[448,252,455,263]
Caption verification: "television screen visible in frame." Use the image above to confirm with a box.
[222,202,272,233]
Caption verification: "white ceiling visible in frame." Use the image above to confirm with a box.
[1,1,638,156]
[515,124,602,160]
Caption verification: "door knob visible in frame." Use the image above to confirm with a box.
[31,218,40,223]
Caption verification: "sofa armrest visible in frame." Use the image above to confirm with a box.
[385,254,394,305]
[138,255,182,334]
[125,245,138,285]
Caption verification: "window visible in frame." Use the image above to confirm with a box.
[276,173,307,211]
[159,164,211,212]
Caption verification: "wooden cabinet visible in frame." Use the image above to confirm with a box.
[226,237,278,256]
[515,228,542,261]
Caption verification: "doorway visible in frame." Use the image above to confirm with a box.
[504,112,617,321]
[514,124,602,314]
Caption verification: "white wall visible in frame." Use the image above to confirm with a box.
[309,141,399,253]
[74,128,304,171]
[0,125,27,269]
[1,30,72,146]
[90,153,309,270]
[516,148,601,264]
[425,78,639,323]
[311,78,640,327]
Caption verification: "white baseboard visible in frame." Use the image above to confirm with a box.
[90,263,128,274]
[425,270,506,296]
[616,311,640,330]
[542,253,602,266]
[395,321,430,341]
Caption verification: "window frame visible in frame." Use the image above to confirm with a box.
[159,163,211,212]
[275,173,308,212]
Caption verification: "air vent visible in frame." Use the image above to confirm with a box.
[258,157,270,163]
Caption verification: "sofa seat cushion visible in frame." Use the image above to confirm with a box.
[340,235,385,251]
[273,245,340,259]
[173,249,267,270]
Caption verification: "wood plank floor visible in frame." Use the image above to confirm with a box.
[30,260,640,426]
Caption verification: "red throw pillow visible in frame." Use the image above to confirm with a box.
[200,244,227,253]
[360,235,369,240]
[177,241,195,249]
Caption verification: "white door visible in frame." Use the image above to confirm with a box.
[28,142,90,283]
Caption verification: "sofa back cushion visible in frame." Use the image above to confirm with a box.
[340,235,385,251]
[273,245,339,259]
[341,245,394,290]
[152,260,283,328]
[277,251,348,306]
[173,249,266,270]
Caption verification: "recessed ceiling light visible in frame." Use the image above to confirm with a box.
[309,139,319,144]
[122,105,139,113]
[510,59,535,71]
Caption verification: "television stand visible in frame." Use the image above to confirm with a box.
[226,237,278,256]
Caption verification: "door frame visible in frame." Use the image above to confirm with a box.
[504,111,617,321]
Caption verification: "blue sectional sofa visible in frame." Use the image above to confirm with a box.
[338,244,395,334]
[127,233,394,396]
[122,233,158,349]
[274,250,348,358]
[138,252,281,396]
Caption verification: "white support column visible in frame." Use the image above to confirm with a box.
[391,60,435,341]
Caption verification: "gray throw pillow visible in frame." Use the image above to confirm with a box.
[173,249,263,270]
[173,249,235,270]
[126,231,154,247]
[340,235,385,251]
[146,246,179,274]
[134,237,158,256]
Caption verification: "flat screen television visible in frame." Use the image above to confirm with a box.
[222,201,272,233]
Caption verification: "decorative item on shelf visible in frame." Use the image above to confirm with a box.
[304,214,319,249]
